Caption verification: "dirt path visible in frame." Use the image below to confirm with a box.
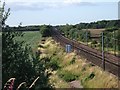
[69,80,83,88]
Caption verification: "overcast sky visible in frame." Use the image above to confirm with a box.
[2,0,120,26]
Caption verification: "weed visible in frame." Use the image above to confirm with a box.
[49,56,60,70]
[70,56,76,64]
[57,70,78,82]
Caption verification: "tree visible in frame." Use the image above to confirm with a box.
[116,30,120,53]
[40,25,51,37]
[2,2,51,89]
[60,24,73,38]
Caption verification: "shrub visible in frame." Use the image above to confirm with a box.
[40,25,51,37]
[49,56,60,70]
[57,70,78,82]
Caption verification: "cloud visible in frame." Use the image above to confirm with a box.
[6,2,61,11]
[63,0,81,4]
[5,0,81,3]
[4,0,97,11]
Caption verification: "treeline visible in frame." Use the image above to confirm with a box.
[57,24,91,42]
[75,20,120,30]
[39,25,52,37]
[103,30,120,52]
[57,20,120,39]
[4,24,53,37]
[5,20,120,32]
[4,25,40,31]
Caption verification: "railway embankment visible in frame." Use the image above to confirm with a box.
[38,37,119,88]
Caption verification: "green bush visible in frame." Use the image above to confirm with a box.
[49,56,60,70]
[57,70,78,82]
[40,25,51,37]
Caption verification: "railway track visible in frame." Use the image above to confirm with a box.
[51,28,120,78]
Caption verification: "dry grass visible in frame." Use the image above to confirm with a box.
[82,66,118,88]
[83,29,105,35]
[39,37,119,88]
[49,71,70,88]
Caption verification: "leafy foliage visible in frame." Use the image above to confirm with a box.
[57,70,78,82]
[75,20,120,29]
[57,20,120,53]
[117,30,120,51]
[2,3,51,89]
[40,25,52,37]
[58,24,91,42]
[49,56,60,70]
[99,30,120,51]
[2,31,52,89]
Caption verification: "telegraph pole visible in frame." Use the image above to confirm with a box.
[102,32,105,70]
[113,30,116,56]
[86,30,88,46]
[117,26,120,88]
[113,30,115,55]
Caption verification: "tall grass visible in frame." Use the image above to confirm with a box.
[38,37,119,88]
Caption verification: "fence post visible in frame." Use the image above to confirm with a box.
[102,32,105,70]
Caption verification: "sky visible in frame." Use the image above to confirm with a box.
[1,0,120,26]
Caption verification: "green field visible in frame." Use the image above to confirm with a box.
[16,31,42,52]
